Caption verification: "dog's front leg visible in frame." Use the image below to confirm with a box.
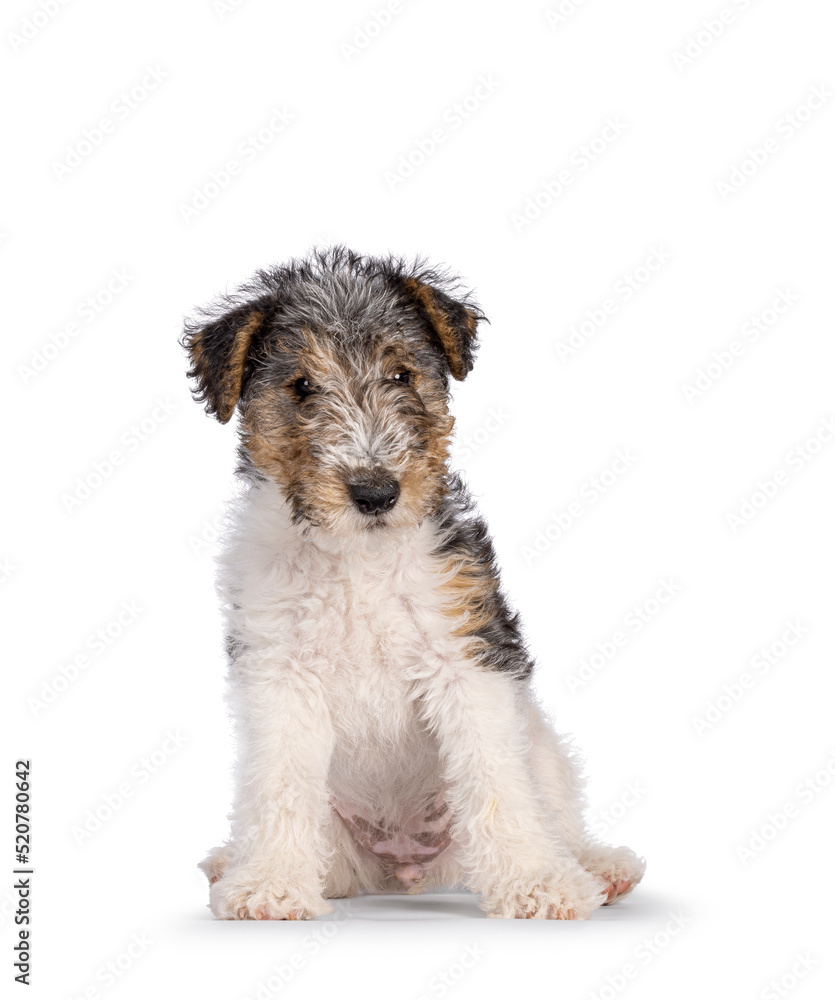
[209,662,335,920]
[421,664,608,919]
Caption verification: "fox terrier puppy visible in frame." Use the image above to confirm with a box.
[183,247,645,920]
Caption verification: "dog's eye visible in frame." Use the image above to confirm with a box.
[291,377,315,399]
[392,371,412,386]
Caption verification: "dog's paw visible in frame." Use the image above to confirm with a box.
[482,866,608,920]
[578,844,646,905]
[209,867,332,921]
[198,844,235,885]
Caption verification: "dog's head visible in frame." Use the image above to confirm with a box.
[182,248,485,534]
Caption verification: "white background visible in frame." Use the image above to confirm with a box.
[4,0,835,997]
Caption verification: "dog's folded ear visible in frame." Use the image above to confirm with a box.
[182,302,269,423]
[400,277,484,381]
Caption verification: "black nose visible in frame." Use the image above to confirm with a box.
[349,479,400,515]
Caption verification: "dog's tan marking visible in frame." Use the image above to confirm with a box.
[438,555,497,637]
[189,310,264,423]
[402,278,477,381]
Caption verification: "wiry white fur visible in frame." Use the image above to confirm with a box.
[201,479,645,919]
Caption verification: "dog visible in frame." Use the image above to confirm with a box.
[183,247,645,919]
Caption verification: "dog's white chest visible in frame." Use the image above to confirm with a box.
[299,541,454,882]
[224,490,461,886]
[313,560,437,764]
